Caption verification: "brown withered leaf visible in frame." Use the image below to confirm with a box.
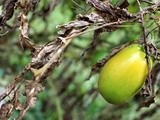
[0,102,14,120]
[77,13,104,23]
[86,0,116,17]
[21,0,40,12]
[18,12,35,50]
[2,0,18,22]
[30,38,63,69]
[57,20,90,37]
[57,13,105,37]
[19,13,28,38]
[25,80,45,96]
[17,80,45,118]
[27,96,37,108]
[12,90,23,111]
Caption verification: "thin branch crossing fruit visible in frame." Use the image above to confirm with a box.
[98,44,152,104]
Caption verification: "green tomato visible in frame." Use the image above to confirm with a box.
[98,44,151,104]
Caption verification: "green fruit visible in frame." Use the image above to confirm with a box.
[98,44,151,104]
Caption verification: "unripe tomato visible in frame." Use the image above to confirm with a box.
[98,44,150,104]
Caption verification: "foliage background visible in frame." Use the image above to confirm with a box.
[0,0,160,120]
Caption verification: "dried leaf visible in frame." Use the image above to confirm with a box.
[0,102,14,119]
[2,0,18,22]
[25,80,44,96]
[18,13,35,50]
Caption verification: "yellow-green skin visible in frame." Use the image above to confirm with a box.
[98,44,149,105]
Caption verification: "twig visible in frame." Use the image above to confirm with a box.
[137,0,153,97]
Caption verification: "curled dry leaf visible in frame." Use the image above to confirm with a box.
[0,0,18,27]
[18,12,35,50]
[86,0,116,17]
[25,80,45,96]
[0,102,14,120]
[16,0,36,12]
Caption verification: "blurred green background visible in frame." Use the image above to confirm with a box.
[1,0,160,120]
